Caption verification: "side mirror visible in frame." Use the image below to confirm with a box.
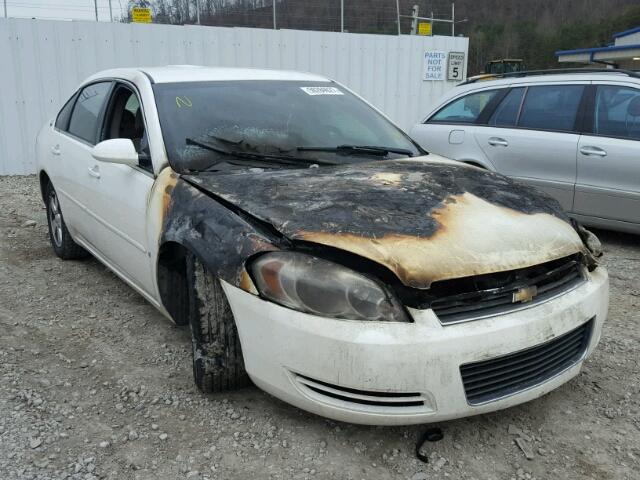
[91,139,139,167]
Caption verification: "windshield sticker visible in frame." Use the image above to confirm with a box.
[300,86,344,96]
[175,96,193,108]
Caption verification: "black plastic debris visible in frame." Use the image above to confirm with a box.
[415,427,444,463]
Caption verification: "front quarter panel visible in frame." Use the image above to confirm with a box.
[156,173,280,290]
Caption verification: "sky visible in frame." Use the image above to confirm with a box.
[3,0,129,22]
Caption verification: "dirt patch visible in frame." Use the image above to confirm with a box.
[0,175,638,480]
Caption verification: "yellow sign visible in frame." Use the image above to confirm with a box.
[131,7,152,24]
[418,22,432,36]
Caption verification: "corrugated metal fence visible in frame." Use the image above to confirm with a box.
[0,18,468,175]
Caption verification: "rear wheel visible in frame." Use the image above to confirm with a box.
[187,255,250,392]
[45,182,88,260]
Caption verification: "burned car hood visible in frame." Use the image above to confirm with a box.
[183,156,585,289]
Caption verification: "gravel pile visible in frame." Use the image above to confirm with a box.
[0,175,638,479]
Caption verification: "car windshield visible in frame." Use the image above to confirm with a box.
[153,80,421,172]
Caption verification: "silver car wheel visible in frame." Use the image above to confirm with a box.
[48,191,63,248]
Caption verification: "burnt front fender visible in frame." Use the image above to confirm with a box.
[159,177,281,293]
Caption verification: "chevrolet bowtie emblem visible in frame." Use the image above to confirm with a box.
[512,285,538,303]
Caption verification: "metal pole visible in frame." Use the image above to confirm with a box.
[94,0,98,21]
[395,0,400,35]
[451,3,455,36]
[340,0,344,32]
[196,0,200,24]
[3,0,7,18]
[108,0,113,22]
[273,0,276,29]
[410,5,419,35]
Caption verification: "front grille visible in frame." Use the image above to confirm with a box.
[294,374,425,409]
[429,255,585,324]
[460,319,593,405]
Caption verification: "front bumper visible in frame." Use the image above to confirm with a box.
[222,267,609,425]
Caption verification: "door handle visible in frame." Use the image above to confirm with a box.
[488,137,508,147]
[87,165,101,178]
[51,145,61,156]
[579,146,607,157]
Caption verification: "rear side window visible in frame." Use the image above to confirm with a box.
[489,87,524,127]
[429,90,499,124]
[518,85,584,132]
[55,91,78,131]
[68,82,111,144]
[594,85,640,140]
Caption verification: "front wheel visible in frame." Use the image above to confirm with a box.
[187,255,250,392]
[45,182,88,260]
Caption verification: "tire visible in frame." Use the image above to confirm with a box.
[187,254,250,392]
[45,182,88,260]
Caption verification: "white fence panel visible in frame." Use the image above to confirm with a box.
[0,18,468,175]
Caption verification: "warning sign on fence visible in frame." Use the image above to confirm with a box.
[131,7,152,24]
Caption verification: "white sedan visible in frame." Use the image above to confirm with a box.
[36,66,608,425]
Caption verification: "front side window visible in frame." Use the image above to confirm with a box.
[153,80,420,172]
[594,85,640,140]
[68,82,111,144]
[518,85,584,132]
[429,90,499,124]
[103,86,147,153]
[488,87,525,127]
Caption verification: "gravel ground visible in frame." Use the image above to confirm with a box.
[0,175,638,480]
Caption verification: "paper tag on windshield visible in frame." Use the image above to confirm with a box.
[300,86,344,96]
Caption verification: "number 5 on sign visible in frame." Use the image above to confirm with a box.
[448,52,466,81]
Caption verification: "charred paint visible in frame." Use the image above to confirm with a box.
[181,158,587,288]
[295,193,584,288]
[159,178,281,289]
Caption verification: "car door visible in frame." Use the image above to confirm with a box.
[474,83,588,211]
[410,88,503,166]
[574,83,640,228]
[53,81,114,243]
[86,82,156,295]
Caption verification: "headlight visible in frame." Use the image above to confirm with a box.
[249,252,409,322]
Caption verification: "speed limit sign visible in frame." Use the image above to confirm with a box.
[447,52,465,81]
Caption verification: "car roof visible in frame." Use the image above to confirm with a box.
[84,65,330,85]
[459,71,640,90]
[440,71,640,100]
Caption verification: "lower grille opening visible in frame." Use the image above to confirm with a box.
[294,374,425,408]
[460,318,593,405]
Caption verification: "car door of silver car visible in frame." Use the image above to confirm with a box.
[474,84,588,211]
[573,83,640,231]
[410,88,502,168]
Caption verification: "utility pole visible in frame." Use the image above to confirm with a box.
[273,0,276,29]
[4,0,7,18]
[108,0,113,22]
[395,0,400,35]
[340,0,344,32]
[410,5,419,35]
[196,0,200,24]
[94,0,98,21]
[451,3,455,36]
